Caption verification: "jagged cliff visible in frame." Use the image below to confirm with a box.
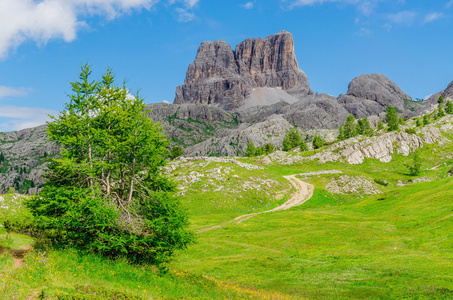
[174,31,312,110]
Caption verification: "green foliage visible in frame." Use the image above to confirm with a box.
[446,100,453,114]
[338,114,357,140]
[405,150,422,176]
[169,146,184,160]
[357,116,373,136]
[438,95,444,104]
[386,105,399,131]
[423,114,430,125]
[24,64,193,267]
[437,105,446,119]
[264,143,274,154]
[377,121,384,130]
[415,118,422,127]
[405,128,416,135]
[0,152,4,163]
[245,141,256,157]
[312,134,325,149]
[282,128,303,151]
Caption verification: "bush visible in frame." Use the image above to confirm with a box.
[169,146,184,160]
[312,134,325,149]
[264,143,274,154]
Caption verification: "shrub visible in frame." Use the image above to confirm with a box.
[283,128,302,151]
[312,134,325,149]
[169,146,184,160]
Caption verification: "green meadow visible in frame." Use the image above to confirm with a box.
[0,131,453,299]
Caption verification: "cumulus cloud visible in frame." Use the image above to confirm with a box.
[0,86,31,99]
[0,0,179,58]
[0,106,58,131]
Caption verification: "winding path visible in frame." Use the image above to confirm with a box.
[197,175,314,233]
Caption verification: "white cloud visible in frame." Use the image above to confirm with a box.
[283,0,381,15]
[0,0,160,58]
[0,86,31,99]
[0,106,58,131]
[424,12,444,23]
[387,10,417,25]
[168,0,199,9]
[242,2,254,9]
[355,27,371,36]
[175,7,195,22]
[447,0,453,8]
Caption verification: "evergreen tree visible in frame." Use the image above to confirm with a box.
[357,116,373,136]
[169,146,184,160]
[446,100,453,114]
[299,138,308,152]
[282,128,302,151]
[415,118,422,127]
[437,106,446,119]
[438,95,445,105]
[245,141,256,157]
[24,64,193,267]
[423,114,430,125]
[377,121,384,131]
[338,114,357,140]
[312,134,325,149]
[264,143,274,154]
[386,106,399,131]
[405,150,422,176]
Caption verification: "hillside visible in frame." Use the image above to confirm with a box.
[1,111,452,299]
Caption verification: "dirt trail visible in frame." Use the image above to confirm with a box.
[198,175,314,233]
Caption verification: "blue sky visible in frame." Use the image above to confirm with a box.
[0,0,452,131]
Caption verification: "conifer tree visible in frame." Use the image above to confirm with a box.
[386,106,399,131]
[25,64,193,267]
[446,100,453,114]
[245,141,256,157]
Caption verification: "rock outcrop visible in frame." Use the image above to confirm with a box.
[427,80,453,104]
[338,73,422,118]
[174,31,312,110]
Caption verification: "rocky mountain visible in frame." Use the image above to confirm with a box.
[0,31,445,193]
[0,125,59,194]
[427,80,453,104]
[338,73,425,118]
[174,31,312,110]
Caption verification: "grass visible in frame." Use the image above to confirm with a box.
[0,121,452,299]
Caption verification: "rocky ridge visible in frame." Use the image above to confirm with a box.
[174,31,312,110]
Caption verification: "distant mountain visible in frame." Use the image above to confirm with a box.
[174,31,313,110]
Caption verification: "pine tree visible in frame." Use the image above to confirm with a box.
[438,95,445,105]
[312,134,325,149]
[423,114,430,125]
[357,116,373,136]
[386,106,399,131]
[437,106,446,119]
[338,114,357,140]
[282,128,302,151]
[245,141,256,157]
[446,100,453,114]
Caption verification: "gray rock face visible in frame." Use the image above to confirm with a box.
[174,31,312,110]
[0,125,59,194]
[282,94,349,129]
[346,73,411,112]
[427,80,453,104]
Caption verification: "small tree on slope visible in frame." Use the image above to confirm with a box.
[25,64,193,268]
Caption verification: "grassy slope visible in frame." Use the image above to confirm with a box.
[0,123,453,299]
